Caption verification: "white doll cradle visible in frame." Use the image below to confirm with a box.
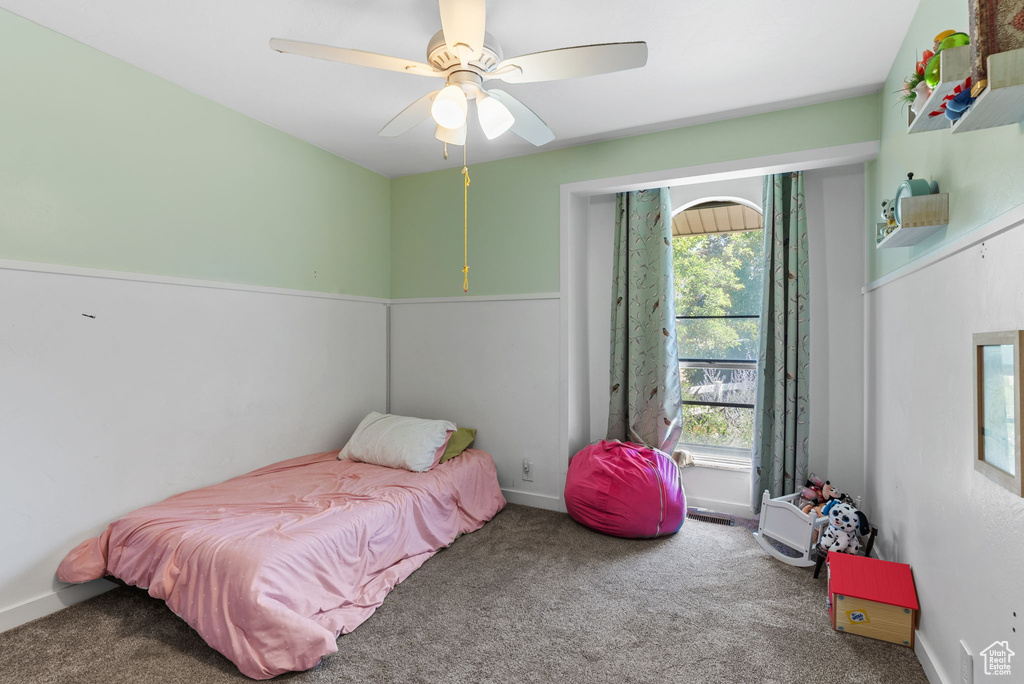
[753,490,828,567]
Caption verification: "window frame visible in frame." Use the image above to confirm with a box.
[671,207,763,468]
[676,314,759,468]
[973,330,1024,496]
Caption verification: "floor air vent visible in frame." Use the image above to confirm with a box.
[686,510,734,526]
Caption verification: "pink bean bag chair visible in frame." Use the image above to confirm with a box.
[564,440,686,538]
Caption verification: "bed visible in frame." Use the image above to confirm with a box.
[57,448,506,679]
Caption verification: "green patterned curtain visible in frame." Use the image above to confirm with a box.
[752,172,810,512]
[607,188,683,453]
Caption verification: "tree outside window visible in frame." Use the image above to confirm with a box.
[672,205,763,465]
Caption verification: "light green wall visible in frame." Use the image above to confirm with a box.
[391,95,882,298]
[867,0,1024,280]
[0,9,390,298]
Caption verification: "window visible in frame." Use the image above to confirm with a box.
[672,200,764,467]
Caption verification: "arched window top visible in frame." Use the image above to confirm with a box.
[671,196,762,237]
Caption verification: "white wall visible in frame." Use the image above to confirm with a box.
[388,298,563,509]
[587,194,616,441]
[582,169,866,517]
[805,164,867,499]
[669,176,762,213]
[0,263,387,630]
[866,226,1024,683]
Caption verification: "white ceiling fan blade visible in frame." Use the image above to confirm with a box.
[438,0,486,66]
[491,42,648,84]
[379,91,440,137]
[486,89,555,146]
[269,38,439,77]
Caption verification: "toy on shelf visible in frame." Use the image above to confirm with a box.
[900,48,933,113]
[944,78,977,120]
[903,31,974,132]
[879,200,897,240]
[879,172,938,232]
[924,30,971,88]
[900,30,967,112]
[910,80,932,118]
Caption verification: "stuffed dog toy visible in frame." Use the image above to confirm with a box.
[818,500,870,555]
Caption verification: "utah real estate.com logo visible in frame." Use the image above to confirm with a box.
[980,641,1015,677]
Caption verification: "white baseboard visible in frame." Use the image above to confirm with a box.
[501,490,756,519]
[0,579,118,634]
[686,496,755,519]
[501,488,566,512]
[915,630,950,684]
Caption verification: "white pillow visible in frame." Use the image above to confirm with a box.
[339,412,455,472]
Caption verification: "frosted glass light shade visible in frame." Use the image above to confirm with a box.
[476,94,514,139]
[431,85,468,129]
[434,123,467,146]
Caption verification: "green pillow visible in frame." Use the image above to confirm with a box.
[440,427,477,463]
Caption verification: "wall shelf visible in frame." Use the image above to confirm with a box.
[952,48,1024,133]
[876,194,949,249]
[907,46,971,134]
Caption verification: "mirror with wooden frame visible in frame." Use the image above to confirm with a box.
[973,330,1024,496]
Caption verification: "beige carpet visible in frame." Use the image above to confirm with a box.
[0,504,927,683]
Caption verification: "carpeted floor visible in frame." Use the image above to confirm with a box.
[0,504,927,684]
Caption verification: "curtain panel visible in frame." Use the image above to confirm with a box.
[751,172,810,512]
[607,188,684,454]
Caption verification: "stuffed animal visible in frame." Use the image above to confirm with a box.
[910,81,932,117]
[880,199,897,227]
[802,479,845,516]
[944,83,976,121]
[798,474,826,508]
[818,500,870,555]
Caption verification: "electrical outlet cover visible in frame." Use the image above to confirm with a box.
[960,640,973,684]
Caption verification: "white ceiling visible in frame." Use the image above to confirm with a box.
[2,1,920,178]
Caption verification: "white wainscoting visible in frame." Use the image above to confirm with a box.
[388,297,564,510]
[865,216,1024,684]
[0,263,387,631]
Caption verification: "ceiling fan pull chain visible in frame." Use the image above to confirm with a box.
[461,142,470,293]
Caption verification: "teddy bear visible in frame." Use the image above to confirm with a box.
[817,500,870,555]
[880,199,897,227]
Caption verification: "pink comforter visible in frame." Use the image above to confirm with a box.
[57,449,506,679]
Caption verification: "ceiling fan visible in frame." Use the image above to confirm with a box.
[270,0,647,147]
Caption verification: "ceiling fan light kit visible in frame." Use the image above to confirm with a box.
[271,0,647,294]
[434,123,467,146]
[269,0,648,148]
[431,84,469,129]
[476,93,514,139]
